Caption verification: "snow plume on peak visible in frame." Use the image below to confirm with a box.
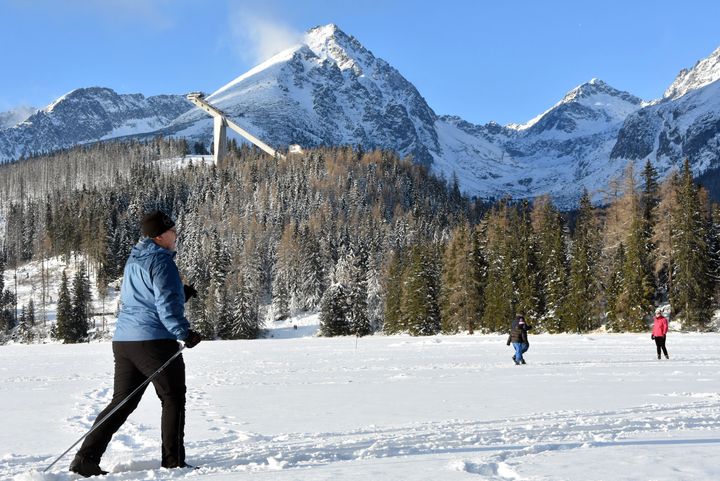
[665,45,720,100]
[228,12,303,65]
[0,106,36,128]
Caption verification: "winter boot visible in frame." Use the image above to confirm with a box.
[69,455,108,477]
[664,354,669,359]
[520,359,526,365]
[658,355,661,360]
[512,356,519,365]
[163,462,198,470]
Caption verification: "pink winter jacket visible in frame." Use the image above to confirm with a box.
[652,315,668,337]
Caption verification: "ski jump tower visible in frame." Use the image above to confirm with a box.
[186,92,286,168]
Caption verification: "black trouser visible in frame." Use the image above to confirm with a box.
[654,336,668,358]
[76,340,186,468]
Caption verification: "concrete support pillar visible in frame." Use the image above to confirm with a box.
[213,116,227,168]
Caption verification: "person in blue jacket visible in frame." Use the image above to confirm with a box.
[70,211,202,477]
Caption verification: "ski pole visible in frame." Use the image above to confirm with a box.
[44,343,186,473]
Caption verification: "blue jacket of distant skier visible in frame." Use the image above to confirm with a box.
[113,238,190,341]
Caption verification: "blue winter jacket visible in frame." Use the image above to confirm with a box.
[113,238,190,341]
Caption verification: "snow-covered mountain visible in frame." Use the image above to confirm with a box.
[163,24,439,166]
[3,25,720,206]
[0,88,191,161]
[664,46,720,100]
[612,79,720,178]
[434,79,645,203]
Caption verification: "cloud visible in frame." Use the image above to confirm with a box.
[228,11,303,65]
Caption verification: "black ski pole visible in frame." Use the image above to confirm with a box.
[44,343,186,473]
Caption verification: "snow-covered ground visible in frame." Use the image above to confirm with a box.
[2,256,121,338]
[3,332,720,480]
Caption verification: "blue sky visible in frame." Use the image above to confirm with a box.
[2,0,719,125]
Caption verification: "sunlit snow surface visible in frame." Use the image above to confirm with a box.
[3,332,720,481]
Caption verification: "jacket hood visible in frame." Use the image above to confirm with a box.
[130,237,176,261]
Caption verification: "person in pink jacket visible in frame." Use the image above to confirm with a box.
[651,307,669,360]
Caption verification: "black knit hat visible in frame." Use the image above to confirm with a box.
[141,210,175,238]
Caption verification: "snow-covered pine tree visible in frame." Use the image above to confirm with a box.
[55,271,79,343]
[531,196,568,332]
[319,282,350,336]
[15,300,35,342]
[226,274,261,339]
[207,230,232,338]
[71,264,92,335]
[297,226,325,310]
[382,250,405,334]
[0,253,16,334]
[401,243,441,336]
[348,244,372,337]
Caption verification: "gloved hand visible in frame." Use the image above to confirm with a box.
[651,335,655,340]
[183,284,198,303]
[184,330,202,348]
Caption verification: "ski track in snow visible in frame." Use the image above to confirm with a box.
[6,394,720,480]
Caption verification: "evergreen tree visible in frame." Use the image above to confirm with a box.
[531,196,568,332]
[564,191,601,332]
[481,205,514,332]
[670,159,713,329]
[71,264,92,336]
[55,271,78,342]
[226,274,261,339]
[605,243,626,331]
[441,223,480,333]
[16,300,35,343]
[509,201,540,321]
[206,231,232,338]
[319,282,350,336]
[0,253,16,333]
[401,243,441,336]
[617,215,654,330]
[344,246,371,337]
[382,251,405,334]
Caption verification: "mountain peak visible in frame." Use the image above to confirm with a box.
[664,45,720,100]
[561,78,641,105]
[304,23,372,73]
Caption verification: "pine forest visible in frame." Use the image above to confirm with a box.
[0,138,718,344]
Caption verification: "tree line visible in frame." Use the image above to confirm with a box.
[0,138,717,344]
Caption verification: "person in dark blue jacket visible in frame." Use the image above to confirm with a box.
[70,211,202,477]
[506,313,531,365]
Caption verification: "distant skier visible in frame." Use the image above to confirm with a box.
[651,307,669,360]
[69,210,202,477]
[506,313,531,365]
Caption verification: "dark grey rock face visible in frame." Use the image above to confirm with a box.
[0,87,191,161]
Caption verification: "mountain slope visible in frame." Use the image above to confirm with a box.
[0,88,191,161]
[165,24,440,165]
[664,46,720,100]
[611,78,720,177]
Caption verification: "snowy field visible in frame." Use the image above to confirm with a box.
[2,332,720,481]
